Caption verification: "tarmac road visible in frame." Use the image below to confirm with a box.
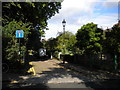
[2,59,120,89]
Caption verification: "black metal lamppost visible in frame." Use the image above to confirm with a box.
[62,19,66,63]
[62,19,66,55]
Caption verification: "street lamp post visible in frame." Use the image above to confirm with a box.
[62,19,66,34]
[62,19,66,63]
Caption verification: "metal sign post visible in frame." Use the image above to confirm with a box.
[16,30,24,61]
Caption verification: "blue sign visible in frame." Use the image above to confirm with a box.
[16,30,24,38]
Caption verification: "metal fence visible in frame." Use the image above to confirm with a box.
[60,53,120,71]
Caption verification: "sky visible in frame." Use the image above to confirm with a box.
[45,0,119,40]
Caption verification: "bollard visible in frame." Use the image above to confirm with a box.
[114,55,118,70]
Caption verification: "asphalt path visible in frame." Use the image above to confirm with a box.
[2,59,120,89]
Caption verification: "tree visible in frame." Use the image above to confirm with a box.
[56,31,77,55]
[65,32,77,54]
[45,37,58,57]
[103,21,120,56]
[26,26,43,51]
[2,2,61,51]
[2,2,62,69]
[2,2,62,59]
[103,21,120,70]
[76,22,103,55]
[2,2,61,27]
[2,20,32,66]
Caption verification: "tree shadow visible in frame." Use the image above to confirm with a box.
[58,61,120,79]
[2,58,120,89]
[29,55,51,62]
[57,62,120,89]
[2,72,50,89]
[3,81,49,89]
[84,79,120,89]
[12,66,89,87]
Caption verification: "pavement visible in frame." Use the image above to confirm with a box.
[2,59,120,89]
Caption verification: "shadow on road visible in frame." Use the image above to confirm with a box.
[3,81,49,89]
[57,62,120,89]
[29,55,51,62]
[84,79,120,89]
[2,58,120,89]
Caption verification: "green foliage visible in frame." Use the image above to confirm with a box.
[54,51,59,58]
[2,20,31,63]
[45,37,58,55]
[45,31,77,57]
[2,2,62,60]
[104,22,120,55]
[76,22,103,55]
[2,2,61,28]
[56,31,77,55]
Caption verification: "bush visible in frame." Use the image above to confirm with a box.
[2,20,31,68]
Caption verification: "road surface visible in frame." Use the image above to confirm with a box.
[2,59,120,89]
